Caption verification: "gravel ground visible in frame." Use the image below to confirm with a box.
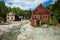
[17,20,60,40]
[0,21,22,32]
[0,20,60,40]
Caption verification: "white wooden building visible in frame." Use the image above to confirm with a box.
[6,12,15,22]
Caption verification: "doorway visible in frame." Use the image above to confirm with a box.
[36,20,41,26]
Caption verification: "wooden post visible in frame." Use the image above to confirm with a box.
[39,21,41,26]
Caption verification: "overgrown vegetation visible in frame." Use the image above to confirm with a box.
[48,16,58,25]
[47,0,60,24]
[0,17,4,21]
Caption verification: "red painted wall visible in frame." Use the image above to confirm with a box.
[31,4,51,26]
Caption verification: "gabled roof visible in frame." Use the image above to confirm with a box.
[7,12,24,17]
[8,12,15,15]
[32,4,53,14]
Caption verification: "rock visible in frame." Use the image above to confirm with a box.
[41,24,48,28]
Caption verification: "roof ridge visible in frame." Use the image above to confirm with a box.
[32,3,53,14]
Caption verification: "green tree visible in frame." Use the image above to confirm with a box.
[47,0,60,23]
[0,2,9,21]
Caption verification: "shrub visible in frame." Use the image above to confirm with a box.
[0,17,4,21]
[48,16,58,25]
[32,23,41,27]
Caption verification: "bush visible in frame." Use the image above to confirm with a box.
[0,17,4,21]
[48,16,58,25]
[48,21,55,25]
[32,23,41,27]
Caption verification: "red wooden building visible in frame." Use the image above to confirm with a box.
[31,4,51,26]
